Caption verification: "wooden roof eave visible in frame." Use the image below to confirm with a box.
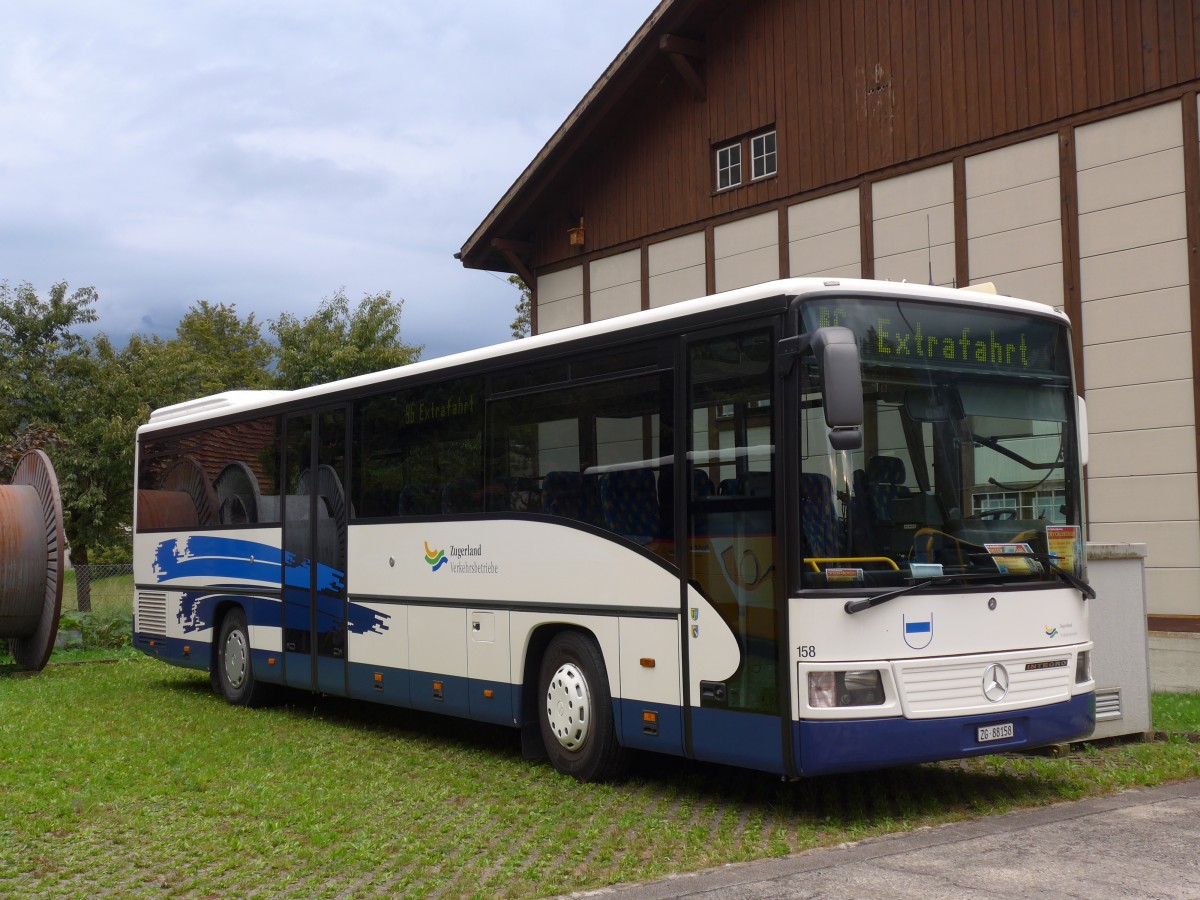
[458,0,717,273]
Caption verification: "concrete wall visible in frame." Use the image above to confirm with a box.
[966,135,1064,306]
[1077,102,1199,616]
[872,164,956,287]
[714,211,779,293]
[648,232,706,308]
[788,189,862,279]
[536,265,584,333]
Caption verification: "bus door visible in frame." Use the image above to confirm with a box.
[282,407,349,694]
[684,323,785,772]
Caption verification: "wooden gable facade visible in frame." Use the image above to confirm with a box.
[460,0,1200,639]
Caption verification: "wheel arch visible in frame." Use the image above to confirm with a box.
[207,598,243,684]
[517,621,618,760]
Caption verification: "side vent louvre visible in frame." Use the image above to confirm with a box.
[1095,687,1122,721]
[137,591,168,636]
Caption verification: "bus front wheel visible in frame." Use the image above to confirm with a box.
[537,631,628,782]
[214,608,276,708]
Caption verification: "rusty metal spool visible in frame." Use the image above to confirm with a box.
[0,450,65,671]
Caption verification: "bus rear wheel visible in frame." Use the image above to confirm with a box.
[538,631,628,782]
[214,608,276,707]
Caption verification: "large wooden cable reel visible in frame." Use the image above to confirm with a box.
[0,450,66,671]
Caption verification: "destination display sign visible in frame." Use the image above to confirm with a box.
[800,297,1070,377]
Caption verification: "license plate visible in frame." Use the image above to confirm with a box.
[977,722,1015,743]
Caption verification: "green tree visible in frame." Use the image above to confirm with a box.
[0,280,98,436]
[270,289,422,390]
[173,300,274,394]
[509,274,531,339]
[54,302,273,585]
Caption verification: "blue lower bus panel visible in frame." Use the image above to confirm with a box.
[793,692,1096,776]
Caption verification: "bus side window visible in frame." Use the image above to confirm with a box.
[352,377,484,519]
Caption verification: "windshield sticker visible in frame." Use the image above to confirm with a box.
[985,543,1043,575]
[1046,525,1082,576]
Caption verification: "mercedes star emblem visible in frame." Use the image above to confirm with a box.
[983,663,1010,702]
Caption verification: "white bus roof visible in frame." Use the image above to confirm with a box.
[141,277,1067,435]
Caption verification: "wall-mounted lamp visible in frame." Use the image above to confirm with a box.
[567,217,585,247]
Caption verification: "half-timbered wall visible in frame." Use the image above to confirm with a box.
[495,1,1200,631]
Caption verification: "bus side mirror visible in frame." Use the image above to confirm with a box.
[810,327,864,451]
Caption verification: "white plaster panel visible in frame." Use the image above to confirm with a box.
[1086,380,1195,432]
[1079,240,1189,302]
[714,245,779,293]
[537,296,584,333]
[967,179,1061,239]
[1090,521,1200,569]
[789,227,861,277]
[590,282,642,322]
[966,135,1059,197]
[1087,427,1197,478]
[537,265,583,304]
[969,220,1063,279]
[873,243,956,288]
[1082,286,1191,346]
[1083,332,1194,389]
[1143,568,1200,615]
[873,203,956,257]
[1088,473,1199,524]
[1075,102,1183,171]
[810,264,864,281]
[1078,193,1187,258]
[980,264,1064,307]
[788,189,859,240]
[649,231,705,276]
[590,250,640,292]
[872,164,954,218]
[649,264,707,308]
[714,211,778,259]
[1076,147,1185,214]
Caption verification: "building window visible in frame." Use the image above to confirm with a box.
[716,143,742,190]
[751,130,777,180]
[715,128,777,191]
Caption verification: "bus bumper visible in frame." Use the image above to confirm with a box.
[793,692,1096,776]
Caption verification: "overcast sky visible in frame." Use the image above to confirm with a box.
[0,2,654,361]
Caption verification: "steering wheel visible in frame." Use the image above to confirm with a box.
[975,508,1017,520]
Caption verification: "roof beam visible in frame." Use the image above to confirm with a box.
[659,34,705,101]
[492,238,535,288]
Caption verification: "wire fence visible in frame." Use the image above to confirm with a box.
[67,563,134,616]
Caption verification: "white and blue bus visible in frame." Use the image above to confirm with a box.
[133,278,1095,781]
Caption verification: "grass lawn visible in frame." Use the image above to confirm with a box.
[1,653,1197,898]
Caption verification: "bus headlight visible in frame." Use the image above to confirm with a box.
[1075,650,1092,684]
[807,670,886,708]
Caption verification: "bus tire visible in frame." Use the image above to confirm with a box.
[538,631,628,783]
[214,607,276,708]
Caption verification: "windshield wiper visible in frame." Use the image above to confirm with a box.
[844,560,1094,615]
[984,551,1096,599]
[970,432,1062,471]
[844,572,1019,615]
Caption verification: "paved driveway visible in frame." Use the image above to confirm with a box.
[561,778,1200,899]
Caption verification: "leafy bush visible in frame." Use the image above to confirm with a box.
[57,610,131,649]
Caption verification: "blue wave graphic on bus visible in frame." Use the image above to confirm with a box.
[153,537,282,586]
[176,592,390,636]
[153,536,345,595]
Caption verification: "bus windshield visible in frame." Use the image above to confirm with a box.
[796,295,1084,591]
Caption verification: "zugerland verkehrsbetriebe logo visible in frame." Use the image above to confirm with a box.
[424,542,448,572]
[424,541,498,574]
